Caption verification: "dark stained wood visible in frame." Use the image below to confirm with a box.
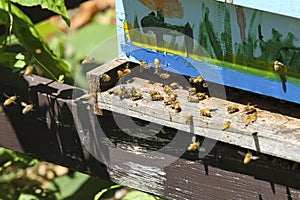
[1,66,300,200]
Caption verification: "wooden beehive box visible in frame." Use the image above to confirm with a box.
[115,0,300,104]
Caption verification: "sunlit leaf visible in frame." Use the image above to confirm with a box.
[94,185,122,200]
[13,59,25,68]
[15,52,25,60]
[57,74,64,83]
[10,0,70,26]
[122,190,163,200]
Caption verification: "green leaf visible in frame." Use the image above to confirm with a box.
[0,5,72,82]
[10,0,70,26]
[13,59,26,68]
[57,74,64,83]
[18,193,39,200]
[15,52,25,60]
[94,185,122,200]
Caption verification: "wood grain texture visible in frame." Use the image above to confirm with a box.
[1,66,300,199]
[87,59,300,163]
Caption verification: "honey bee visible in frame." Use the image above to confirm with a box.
[117,70,124,79]
[193,75,205,84]
[154,58,161,74]
[81,57,95,65]
[3,94,17,106]
[274,60,284,72]
[188,87,197,95]
[170,99,179,109]
[244,115,252,126]
[166,90,177,98]
[196,92,206,100]
[163,85,171,93]
[187,95,199,103]
[21,102,34,114]
[151,94,164,101]
[188,141,200,151]
[159,73,170,79]
[164,96,176,105]
[200,109,211,117]
[24,65,34,76]
[238,151,260,164]
[131,91,143,101]
[174,102,181,113]
[140,60,150,70]
[244,103,256,114]
[222,121,231,131]
[123,65,131,75]
[170,82,178,89]
[100,74,111,82]
[82,93,96,100]
[149,89,159,96]
[250,111,258,122]
[185,113,193,124]
[112,88,124,98]
[227,105,239,114]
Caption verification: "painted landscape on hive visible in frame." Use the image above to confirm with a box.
[117,0,300,103]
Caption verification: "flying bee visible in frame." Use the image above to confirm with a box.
[174,102,181,113]
[21,102,34,114]
[81,57,95,65]
[188,141,200,151]
[187,95,199,103]
[196,92,206,100]
[24,65,34,76]
[188,87,197,95]
[170,82,178,89]
[274,60,284,72]
[227,105,239,114]
[3,94,17,106]
[159,73,170,79]
[244,103,256,114]
[100,74,111,82]
[238,151,260,164]
[185,113,193,124]
[151,94,164,101]
[222,121,231,131]
[200,108,211,117]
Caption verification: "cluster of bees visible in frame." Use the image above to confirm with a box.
[2,94,34,114]
[97,58,262,164]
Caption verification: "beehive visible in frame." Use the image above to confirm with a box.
[116,0,300,103]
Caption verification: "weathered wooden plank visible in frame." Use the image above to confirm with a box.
[1,67,300,199]
[87,59,300,163]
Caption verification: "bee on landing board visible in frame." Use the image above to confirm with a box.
[185,114,193,124]
[3,94,17,107]
[200,108,211,117]
[222,121,231,131]
[227,105,239,114]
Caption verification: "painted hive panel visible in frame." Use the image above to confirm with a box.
[116,0,300,103]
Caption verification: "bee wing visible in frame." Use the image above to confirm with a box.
[3,93,9,98]
[192,135,197,143]
[21,102,27,107]
[238,151,246,157]
[251,155,260,160]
